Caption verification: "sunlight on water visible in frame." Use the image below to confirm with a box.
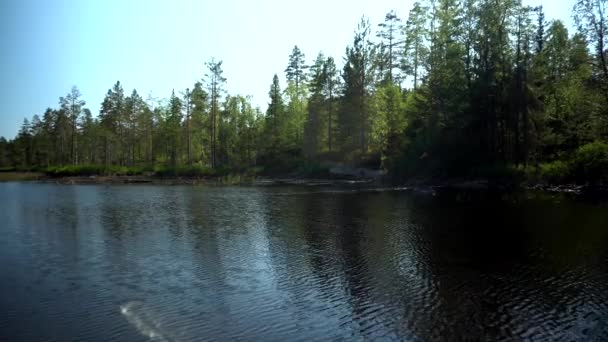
[120,301,177,342]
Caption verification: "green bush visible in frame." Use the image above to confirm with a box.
[532,141,608,184]
[296,161,331,178]
[41,164,245,178]
[44,165,149,177]
[570,141,608,184]
[246,166,265,175]
[154,165,218,178]
[257,148,303,175]
[537,160,571,183]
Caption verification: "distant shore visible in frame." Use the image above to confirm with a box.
[0,172,44,182]
[0,171,375,186]
[2,171,606,195]
[36,175,374,186]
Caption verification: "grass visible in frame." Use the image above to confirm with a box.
[0,172,42,181]
[0,162,266,185]
[40,164,263,181]
[44,165,150,177]
[154,165,218,178]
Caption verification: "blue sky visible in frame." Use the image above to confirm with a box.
[0,0,572,139]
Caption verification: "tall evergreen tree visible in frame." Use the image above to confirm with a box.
[99,81,125,165]
[341,17,376,155]
[323,57,340,153]
[376,10,404,84]
[305,52,327,156]
[59,86,85,165]
[204,58,226,168]
[167,90,183,166]
[182,88,193,165]
[285,45,308,94]
[403,2,428,90]
[191,81,209,164]
[265,74,285,154]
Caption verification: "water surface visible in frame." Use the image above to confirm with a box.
[1,183,607,341]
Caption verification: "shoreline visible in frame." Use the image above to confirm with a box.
[0,173,376,186]
[1,172,606,194]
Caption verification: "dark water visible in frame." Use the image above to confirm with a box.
[1,183,608,341]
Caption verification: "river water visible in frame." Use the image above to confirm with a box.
[1,182,607,341]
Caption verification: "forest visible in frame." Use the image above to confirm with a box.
[1,0,607,184]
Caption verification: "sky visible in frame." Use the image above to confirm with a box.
[0,0,573,139]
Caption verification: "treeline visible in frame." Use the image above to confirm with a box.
[1,0,607,182]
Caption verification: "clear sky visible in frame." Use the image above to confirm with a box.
[0,0,573,139]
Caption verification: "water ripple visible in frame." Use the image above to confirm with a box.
[1,183,608,341]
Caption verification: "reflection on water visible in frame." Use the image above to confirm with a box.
[1,183,608,341]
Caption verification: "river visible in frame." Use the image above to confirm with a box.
[1,182,607,341]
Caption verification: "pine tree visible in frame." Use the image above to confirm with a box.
[191,81,209,164]
[99,81,124,165]
[124,89,144,165]
[59,86,85,165]
[323,57,340,153]
[403,2,428,90]
[285,45,308,94]
[305,52,327,156]
[265,74,285,154]
[377,10,404,84]
[535,6,547,54]
[182,88,193,165]
[204,58,226,168]
[341,17,376,156]
[167,90,183,166]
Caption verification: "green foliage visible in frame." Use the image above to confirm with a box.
[340,16,376,156]
[0,172,42,181]
[570,142,608,183]
[204,58,227,169]
[525,143,608,184]
[536,161,571,184]
[296,160,331,178]
[285,46,308,92]
[376,10,404,84]
[44,165,139,177]
[37,163,264,181]
[154,165,217,178]
[403,1,428,90]
[259,148,303,175]
[264,74,286,154]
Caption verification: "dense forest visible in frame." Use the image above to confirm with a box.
[1,0,607,183]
